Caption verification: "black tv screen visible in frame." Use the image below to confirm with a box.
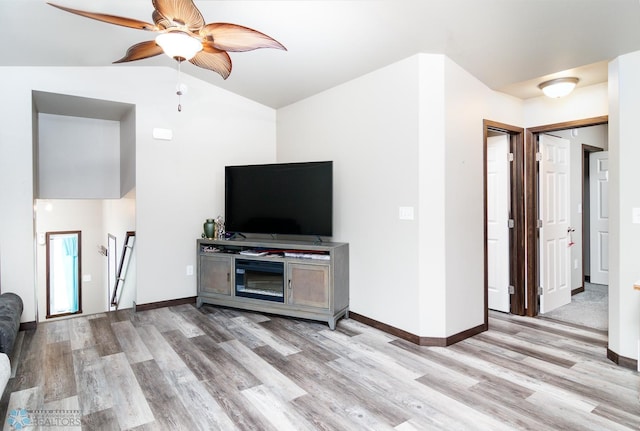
[225,161,333,237]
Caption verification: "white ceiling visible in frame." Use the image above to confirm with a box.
[3,0,639,108]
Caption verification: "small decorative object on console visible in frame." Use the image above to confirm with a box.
[202,218,215,240]
[215,215,225,239]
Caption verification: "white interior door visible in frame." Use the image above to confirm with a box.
[539,134,571,313]
[589,151,609,285]
[487,135,510,312]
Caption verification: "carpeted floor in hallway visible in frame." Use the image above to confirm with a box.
[541,282,608,330]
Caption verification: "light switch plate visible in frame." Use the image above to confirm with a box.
[399,206,414,220]
[633,208,640,224]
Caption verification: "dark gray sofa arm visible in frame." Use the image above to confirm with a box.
[0,293,23,356]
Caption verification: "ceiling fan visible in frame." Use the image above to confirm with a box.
[48,0,287,80]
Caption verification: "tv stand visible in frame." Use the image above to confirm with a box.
[196,238,349,329]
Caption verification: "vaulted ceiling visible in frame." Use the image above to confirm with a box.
[3,0,640,108]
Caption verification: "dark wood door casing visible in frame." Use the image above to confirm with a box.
[524,116,608,317]
[483,120,525,323]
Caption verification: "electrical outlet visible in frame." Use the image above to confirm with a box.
[186,265,194,276]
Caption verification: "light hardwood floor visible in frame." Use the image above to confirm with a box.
[1,305,638,430]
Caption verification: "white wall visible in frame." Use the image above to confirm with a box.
[0,66,277,322]
[441,57,492,335]
[0,72,38,321]
[279,53,525,338]
[608,52,640,361]
[278,55,423,333]
[38,114,121,199]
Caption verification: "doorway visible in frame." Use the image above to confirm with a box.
[525,116,609,321]
[483,120,525,321]
[537,139,608,330]
[34,198,136,320]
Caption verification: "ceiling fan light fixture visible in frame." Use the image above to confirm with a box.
[155,31,202,61]
[538,77,579,98]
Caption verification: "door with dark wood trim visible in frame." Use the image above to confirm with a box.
[524,116,608,316]
[483,120,526,322]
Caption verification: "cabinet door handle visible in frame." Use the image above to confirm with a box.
[227,272,230,282]
[288,279,292,290]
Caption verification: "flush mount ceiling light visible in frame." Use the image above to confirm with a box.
[538,77,579,98]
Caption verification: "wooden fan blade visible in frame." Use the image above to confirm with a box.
[48,3,157,31]
[152,0,205,32]
[152,10,171,30]
[113,41,164,63]
[189,46,232,80]
[201,23,286,52]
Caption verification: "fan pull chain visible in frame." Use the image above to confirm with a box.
[176,60,183,112]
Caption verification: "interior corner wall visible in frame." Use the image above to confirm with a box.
[416,54,447,336]
[418,55,523,338]
[608,52,640,362]
[440,57,490,336]
[278,53,525,339]
[277,55,423,334]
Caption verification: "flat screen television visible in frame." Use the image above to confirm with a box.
[225,161,333,237]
